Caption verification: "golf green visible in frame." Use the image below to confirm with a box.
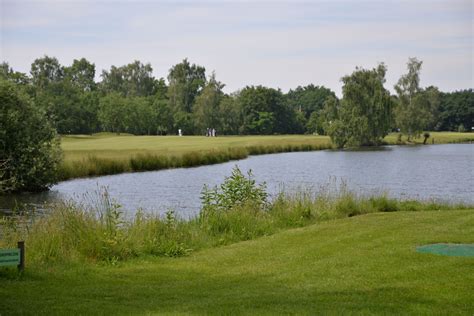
[417,243,474,257]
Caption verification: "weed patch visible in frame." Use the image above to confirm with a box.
[1,167,471,266]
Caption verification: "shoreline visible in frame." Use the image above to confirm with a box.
[58,142,334,181]
[58,133,474,182]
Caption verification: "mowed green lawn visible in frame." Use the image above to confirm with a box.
[2,210,473,315]
[61,132,474,162]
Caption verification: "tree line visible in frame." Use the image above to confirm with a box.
[1,56,471,139]
[1,56,473,192]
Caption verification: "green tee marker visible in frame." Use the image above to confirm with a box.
[0,249,21,267]
[417,243,474,257]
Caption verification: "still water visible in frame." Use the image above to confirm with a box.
[1,144,473,217]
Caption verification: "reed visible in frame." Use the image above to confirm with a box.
[1,186,469,266]
[59,156,130,180]
[57,132,474,181]
[58,143,334,180]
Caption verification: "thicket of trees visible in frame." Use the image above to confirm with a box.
[0,56,472,139]
[0,56,473,192]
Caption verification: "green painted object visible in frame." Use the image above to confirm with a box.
[416,243,474,257]
[0,248,21,267]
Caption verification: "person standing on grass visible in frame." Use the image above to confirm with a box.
[178,129,182,136]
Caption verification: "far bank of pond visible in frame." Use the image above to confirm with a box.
[1,144,472,216]
[58,132,474,181]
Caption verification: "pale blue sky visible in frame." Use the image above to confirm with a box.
[1,0,472,95]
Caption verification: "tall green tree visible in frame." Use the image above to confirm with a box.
[286,85,336,118]
[218,95,242,135]
[0,62,30,86]
[154,99,174,135]
[173,111,194,135]
[45,82,100,134]
[167,58,206,113]
[0,80,61,192]
[29,57,101,134]
[238,86,297,134]
[30,55,64,91]
[193,72,225,133]
[154,78,168,100]
[78,91,101,133]
[394,58,439,140]
[285,85,337,134]
[30,56,67,130]
[47,80,83,133]
[64,58,96,91]
[436,89,473,131]
[423,86,441,131]
[151,81,173,135]
[98,93,129,134]
[125,97,157,135]
[100,61,158,97]
[325,64,393,148]
[308,95,340,135]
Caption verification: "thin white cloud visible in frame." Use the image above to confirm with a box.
[1,0,472,96]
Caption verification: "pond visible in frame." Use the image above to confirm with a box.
[1,144,473,217]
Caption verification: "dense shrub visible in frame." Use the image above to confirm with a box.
[200,166,267,216]
[0,80,61,192]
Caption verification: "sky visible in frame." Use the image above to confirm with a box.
[1,0,472,96]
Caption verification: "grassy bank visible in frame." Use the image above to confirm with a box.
[59,135,332,180]
[0,185,470,265]
[59,132,474,180]
[2,166,473,314]
[385,131,474,145]
[1,209,473,314]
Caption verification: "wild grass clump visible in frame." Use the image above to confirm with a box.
[127,210,194,257]
[130,154,171,171]
[199,167,271,243]
[0,193,199,264]
[447,137,474,144]
[59,156,130,180]
[58,143,333,180]
[202,204,274,244]
[246,143,332,156]
[1,193,133,264]
[59,148,251,180]
[173,148,248,168]
[369,195,399,212]
[1,166,470,266]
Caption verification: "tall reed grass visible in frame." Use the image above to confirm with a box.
[1,184,468,266]
[58,144,332,181]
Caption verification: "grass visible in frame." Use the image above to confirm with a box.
[2,185,469,264]
[2,166,473,314]
[1,209,473,314]
[384,131,474,145]
[61,134,332,162]
[58,132,474,180]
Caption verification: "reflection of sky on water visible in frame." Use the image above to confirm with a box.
[1,144,473,218]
